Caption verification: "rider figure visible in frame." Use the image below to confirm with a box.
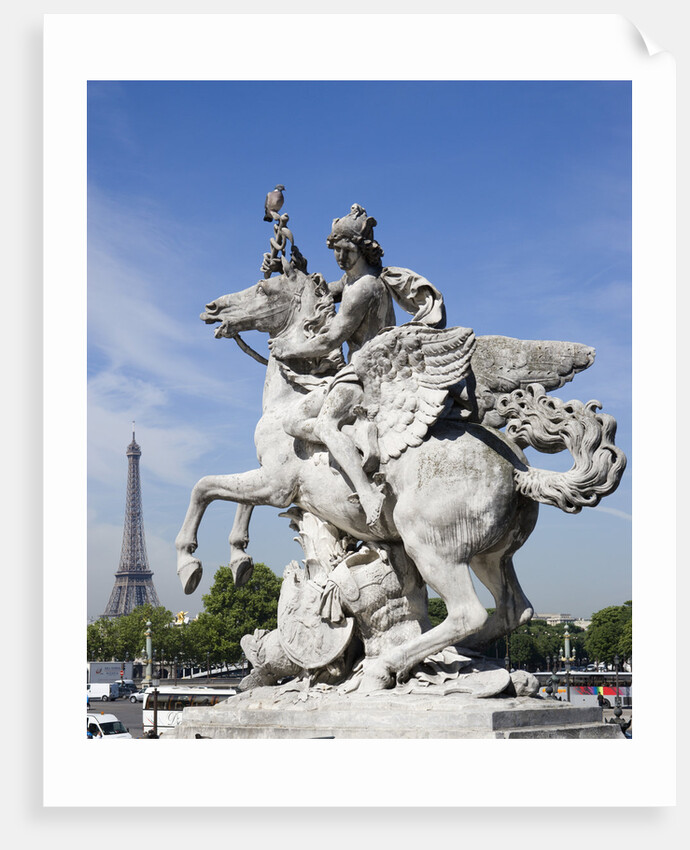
[268,204,443,531]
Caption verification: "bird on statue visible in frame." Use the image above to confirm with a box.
[264,184,285,221]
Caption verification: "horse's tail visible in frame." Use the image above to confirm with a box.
[496,384,627,514]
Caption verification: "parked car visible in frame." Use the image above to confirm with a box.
[129,689,147,703]
[87,713,132,739]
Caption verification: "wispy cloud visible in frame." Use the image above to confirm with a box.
[87,188,264,500]
[594,506,632,521]
[87,380,210,488]
[87,188,262,415]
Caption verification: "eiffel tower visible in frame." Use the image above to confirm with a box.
[103,426,161,617]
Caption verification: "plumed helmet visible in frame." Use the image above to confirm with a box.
[326,204,384,265]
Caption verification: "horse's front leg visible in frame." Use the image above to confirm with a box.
[175,469,295,594]
[228,504,255,587]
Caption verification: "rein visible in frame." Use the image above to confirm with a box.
[233,334,269,366]
[230,286,302,368]
[229,273,334,371]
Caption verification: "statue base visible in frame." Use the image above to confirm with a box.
[164,683,626,739]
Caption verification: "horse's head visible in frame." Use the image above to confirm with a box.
[201,267,334,344]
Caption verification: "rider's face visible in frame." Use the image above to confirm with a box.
[333,241,361,272]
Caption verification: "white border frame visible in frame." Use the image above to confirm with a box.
[44,13,675,807]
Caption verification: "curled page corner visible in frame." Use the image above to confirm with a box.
[621,15,667,58]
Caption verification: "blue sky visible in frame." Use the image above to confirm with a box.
[87,80,631,621]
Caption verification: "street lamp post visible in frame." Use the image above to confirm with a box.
[604,653,632,735]
[151,656,160,739]
[613,654,622,720]
[143,621,153,686]
[550,655,559,699]
[562,629,576,702]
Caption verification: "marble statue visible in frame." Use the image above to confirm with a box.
[175,193,626,698]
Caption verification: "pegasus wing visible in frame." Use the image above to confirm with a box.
[352,324,476,463]
[470,335,595,427]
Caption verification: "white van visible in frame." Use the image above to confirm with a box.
[87,682,120,702]
[87,713,132,739]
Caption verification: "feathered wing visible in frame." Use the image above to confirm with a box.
[470,335,595,427]
[351,324,476,463]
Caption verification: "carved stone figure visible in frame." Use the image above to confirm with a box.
[269,203,449,530]
[175,195,626,698]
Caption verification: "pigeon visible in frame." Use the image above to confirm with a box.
[264,184,285,221]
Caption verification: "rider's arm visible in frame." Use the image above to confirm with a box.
[269,275,378,360]
[327,276,345,302]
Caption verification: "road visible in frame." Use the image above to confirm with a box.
[86,678,242,739]
[87,697,145,738]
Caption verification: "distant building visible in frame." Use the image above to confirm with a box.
[534,613,574,625]
[534,613,591,630]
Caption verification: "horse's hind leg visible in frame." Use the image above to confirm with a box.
[358,551,488,693]
[461,500,538,650]
[461,551,534,651]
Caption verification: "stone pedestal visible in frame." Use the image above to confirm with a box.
[164,684,626,739]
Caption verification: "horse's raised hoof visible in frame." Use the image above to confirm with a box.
[178,556,203,595]
[518,606,534,627]
[231,554,254,587]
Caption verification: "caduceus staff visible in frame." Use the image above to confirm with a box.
[231,183,307,366]
[260,183,307,277]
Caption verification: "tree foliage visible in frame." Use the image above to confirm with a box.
[199,562,282,663]
[424,599,593,671]
[87,604,178,662]
[88,568,631,675]
[618,617,632,659]
[427,597,447,628]
[584,601,632,664]
[87,564,283,669]
[487,619,587,671]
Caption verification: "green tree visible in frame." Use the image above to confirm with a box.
[618,618,632,660]
[86,566,283,671]
[87,605,177,665]
[197,562,283,664]
[117,604,177,660]
[584,602,632,665]
[618,600,633,660]
[87,617,119,661]
[488,620,587,671]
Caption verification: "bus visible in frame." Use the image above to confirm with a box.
[142,685,237,735]
[533,671,632,708]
